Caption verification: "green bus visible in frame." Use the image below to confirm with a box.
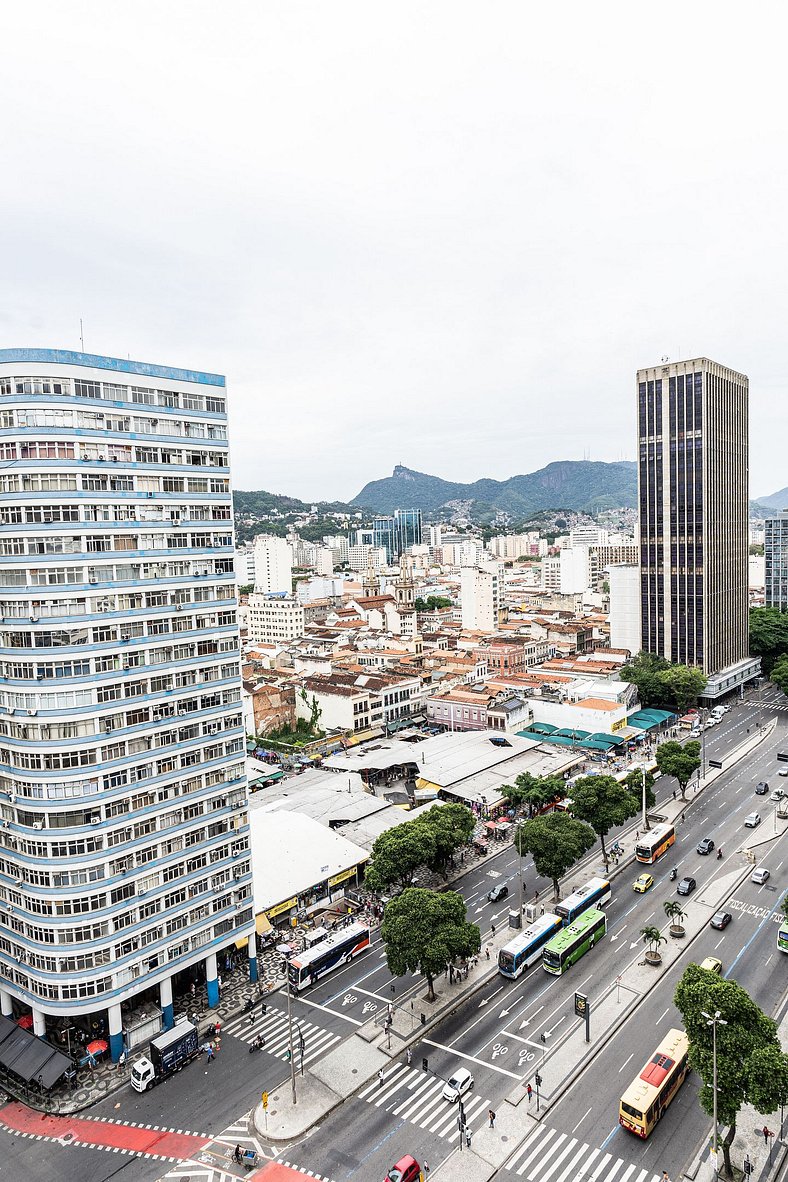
[779,924,788,954]
[542,907,607,975]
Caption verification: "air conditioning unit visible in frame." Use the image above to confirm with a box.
[27,709,37,717]
[32,821,43,830]
[29,616,38,623]
[89,578,98,585]
[0,820,9,829]
[3,903,12,912]
[147,492,154,498]
[90,815,101,825]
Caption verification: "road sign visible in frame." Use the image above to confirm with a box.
[708,759,723,770]
[261,1091,268,1109]
[574,992,588,1018]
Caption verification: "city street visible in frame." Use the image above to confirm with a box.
[2,690,785,1182]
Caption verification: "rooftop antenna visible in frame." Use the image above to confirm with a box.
[79,319,85,352]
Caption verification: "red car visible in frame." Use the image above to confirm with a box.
[386,1156,421,1182]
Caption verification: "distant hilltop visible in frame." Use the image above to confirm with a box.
[351,461,638,516]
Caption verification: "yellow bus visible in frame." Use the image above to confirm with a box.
[635,822,675,864]
[619,1028,690,1138]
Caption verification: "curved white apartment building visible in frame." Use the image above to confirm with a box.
[0,349,254,1062]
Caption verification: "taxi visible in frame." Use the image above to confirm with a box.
[633,872,654,893]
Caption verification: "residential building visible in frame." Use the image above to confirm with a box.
[608,564,642,655]
[425,686,528,732]
[637,357,757,693]
[347,544,387,573]
[460,560,505,632]
[234,543,256,587]
[0,348,253,1060]
[559,546,591,594]
[253,534,293,594]
[765,510,788,609]
[247,593,304,644]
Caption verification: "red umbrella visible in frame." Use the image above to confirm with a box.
[16,1014,33,1030]
[86,1039,108,1055]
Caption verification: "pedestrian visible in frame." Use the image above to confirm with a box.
[233,1145,243,1164]
[540,904,545,916]
[406,1048,412,1067]
[636,830,639,839]
[763,1126,770,1144]
[680,813,685,824]
[527,1083,533,1102]
[423,1163,430,1176]
[489,1109,496,1128]
[485,946,490,961]
[491,923,496,937]
[248,1012,255,1025]
[206,1043,214,1063]
[672,790,676,800]
[378,1068,384,1089]
[661,1173,670,1182]
[465,1128,472,1148]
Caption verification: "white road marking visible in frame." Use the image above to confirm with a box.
[618,1052,635,1074]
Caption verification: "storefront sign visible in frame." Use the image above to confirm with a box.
[267,896,297,919]
[329,867,356,887]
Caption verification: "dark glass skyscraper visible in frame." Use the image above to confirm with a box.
[637,358,749,679]
[372,509,422,563]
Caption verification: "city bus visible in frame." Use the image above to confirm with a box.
[555,877,611,925]
[498,914,562,979]
[779,924,788,954]
[619,1028,690,1138]
[287,922,370,990]
[542,908,607,975]
[635,823,676,864]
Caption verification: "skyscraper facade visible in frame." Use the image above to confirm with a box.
[0,349,254,1060]
[637,357,752,687]
[765,510,788,610]
[372,509,423,563]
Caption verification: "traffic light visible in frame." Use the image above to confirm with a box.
[422,1057,429,1073]
[534,1073,542,1088]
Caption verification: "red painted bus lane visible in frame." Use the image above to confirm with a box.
[0,1100,210,1160]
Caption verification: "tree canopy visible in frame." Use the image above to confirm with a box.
[749,607,788,677]
[675,963,788,1176]
[620,652,706,711]
[568,774,639,866]
[364,804,475,891]
[655,739,701,800]
[381,888,480,1001]
[414,595,453,612]
[771,653,788,697]
[500,772,566,817]
[514,811,596,900]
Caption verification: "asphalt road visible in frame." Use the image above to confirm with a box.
[4,687,784,1182]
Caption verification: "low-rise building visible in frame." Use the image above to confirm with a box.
[248,593,305,644]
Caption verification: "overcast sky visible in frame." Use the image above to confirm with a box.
[2,2,786,501]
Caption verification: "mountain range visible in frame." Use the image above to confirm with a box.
[351,461,639,516]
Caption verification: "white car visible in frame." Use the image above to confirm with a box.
[779,768,788,778]
[442,1066,474,1102]
[745,812,762,828]
[752,868,771,885]
[771,789,786,802]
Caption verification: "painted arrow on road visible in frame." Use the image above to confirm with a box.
[610,925,627,942]
[499,1009,510,1018]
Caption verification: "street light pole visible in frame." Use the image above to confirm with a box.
[703,1009,727,1167]
[641,765,650,832]
[283,955,297,1105]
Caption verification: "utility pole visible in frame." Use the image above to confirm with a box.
[641,765,650,831]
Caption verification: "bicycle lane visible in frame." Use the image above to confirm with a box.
[0,1099,210,1161]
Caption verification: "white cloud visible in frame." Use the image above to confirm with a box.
[2,0,786,500]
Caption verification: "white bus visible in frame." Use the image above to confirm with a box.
[498,914,563,979]
[555,877,611,925]
[287,922,370,990]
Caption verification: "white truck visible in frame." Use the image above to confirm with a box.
[130,1018,200,1092]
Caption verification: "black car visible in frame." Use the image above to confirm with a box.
[487,883,509,904]
[755,782,769,795]
[696,837,715,855]
[677,876,697,896]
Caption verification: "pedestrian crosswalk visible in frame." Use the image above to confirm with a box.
[222,1004,340,1068]
[358,1063,490,1144]
[504,1123,663,1182]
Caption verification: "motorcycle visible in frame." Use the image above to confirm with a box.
[249,1035,266,1053]
[669,868,678,881]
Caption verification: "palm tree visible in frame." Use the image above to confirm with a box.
[663,900,686,936]
[641,925,667,962]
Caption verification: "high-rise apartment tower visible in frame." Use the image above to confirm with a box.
[0,349,254,1061]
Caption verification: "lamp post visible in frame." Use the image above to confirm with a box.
[702,1009,727,1167]
[282,954,297,1105]
[641,765,651,832]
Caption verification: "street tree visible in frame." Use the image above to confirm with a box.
[365,823,435,893]
[675,963,788,1177]
[514,811,596,901]
[663,899,686,933]
[661,665,707,712]
[381,888,480,1002]
[771,653,788,698]
[568,774,639,867]
[619,652,671,708]
[418,804,475,878]
[749,606,788,677]
[501,773,566,818]
[655,739,701,800]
